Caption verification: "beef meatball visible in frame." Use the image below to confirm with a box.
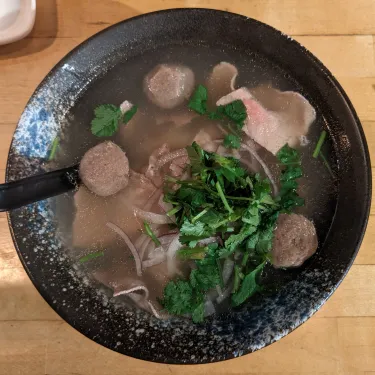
[272,213,318,268]
[79,141,129,197]
[144,64,195,109]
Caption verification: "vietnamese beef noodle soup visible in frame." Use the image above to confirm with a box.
[53,46,338,322]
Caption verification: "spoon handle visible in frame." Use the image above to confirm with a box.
[0,165,80,212]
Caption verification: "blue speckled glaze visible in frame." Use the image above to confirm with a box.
[14,102,57,159]
[6,9,371,364]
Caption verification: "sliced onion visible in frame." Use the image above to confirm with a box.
[133,207,173,224]
[113,285,149,299]
[216,285,223,297]
[156,149,188,169]
[158,194,173,213]
[106,222,142,277]
[240,141,278,195]
[139,237,152,260]
[204,300,216,317]
[240,157,259,173]
[126,291,162,318]
[198,237,219,246]
[134,234,148,250]
[144,188,162,211]
[158,233,178,246]
[222,258,234,285]
[216,285,232,304]
[148,301,162,319]
[167,235,183,276]
[143,252,167,268]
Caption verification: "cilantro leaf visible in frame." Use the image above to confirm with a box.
[91,104,122,137]
[217,100,247,129]
[161,280,203,315]
[223,224,257,255]
[276,144,301,165]
[188,85,208,114]
[246,231,260,250]
[123,105,137,124]
[190,263,220,291]
[232,262,265,306]
[276,144,304,212]
[176,187,206,208]
[180,219,209,237]
[192,302,205,323]
[242,205,260,226]
[280,165,303,182]
[223,134,241,149]
[190,248,221,291]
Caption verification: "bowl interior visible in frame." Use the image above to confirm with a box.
[6,9,371,364]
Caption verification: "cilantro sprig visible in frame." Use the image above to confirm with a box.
[188,85,247,149]
[91,104,137,137]
[161,142,304,322]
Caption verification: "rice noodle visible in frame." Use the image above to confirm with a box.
[155,149,188,169]
[240,142,278,195]
[133,207,173,224]
[167,235,183,276]
[106,222,142,277]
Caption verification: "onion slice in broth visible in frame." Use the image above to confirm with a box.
[106,222,143,277]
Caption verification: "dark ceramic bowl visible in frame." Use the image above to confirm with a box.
[7,9,371,364]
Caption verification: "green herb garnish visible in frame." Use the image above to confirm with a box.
[48,136,59,161]
[276,144,305,212]
[223,134,241,149]
[79,251,104,263]
[162,142,303,321]
[188,85,247,148]
[123,105,138,124]
[160,142,304,321]
[143,222,161,247]
[232,261,265,306]
[313,130,334,178]
[91,104,137,137]
[313,130,327,158]
[188,84,208,114]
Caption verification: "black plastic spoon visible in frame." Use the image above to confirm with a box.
[0,165,80,212]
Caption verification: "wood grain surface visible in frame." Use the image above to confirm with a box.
[0,1,374,374]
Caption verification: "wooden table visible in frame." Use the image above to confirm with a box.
[0,1,374,374]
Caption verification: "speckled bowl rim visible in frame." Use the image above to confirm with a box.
[6,8,372,364]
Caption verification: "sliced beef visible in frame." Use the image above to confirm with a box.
[216,87,253,106]
[272,213,318,268]
[144,64,195,109]
[79,141,129,197]
[206,62,238,104]
[217,87,316,155]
